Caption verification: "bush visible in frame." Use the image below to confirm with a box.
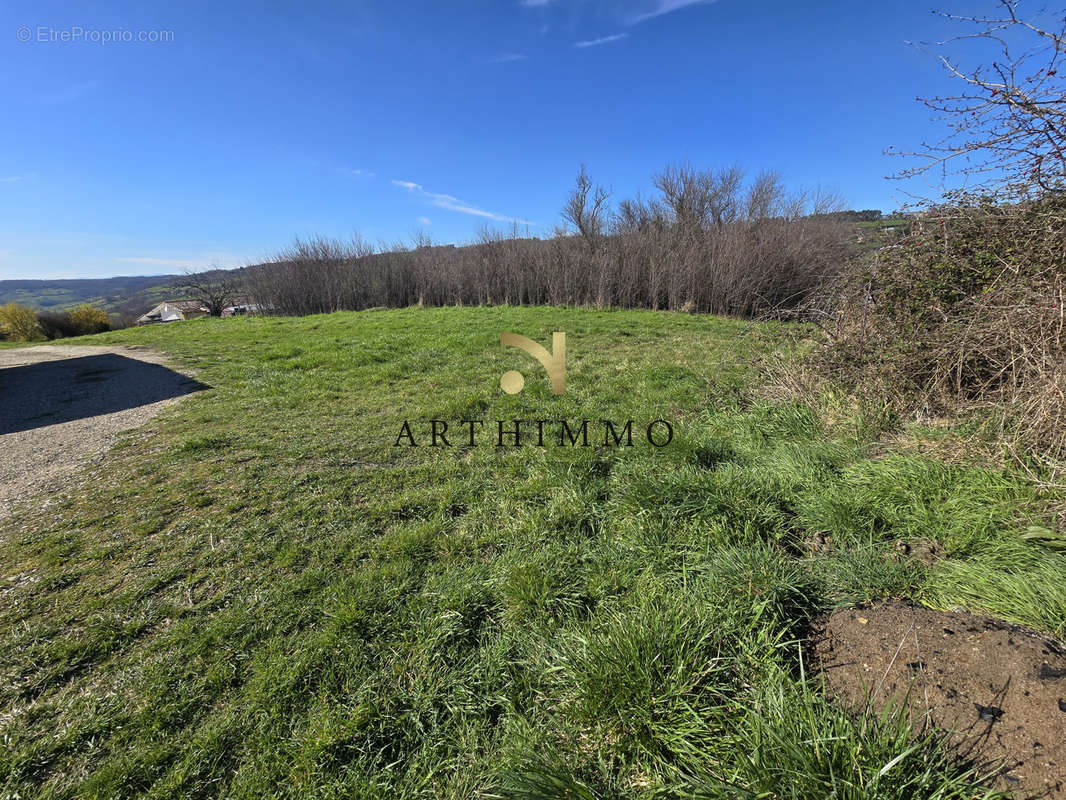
[68,304,111,334]
[800,193,1066,461]
[34,304,111,339]
[0,302,44,341]
[35,311,80,339]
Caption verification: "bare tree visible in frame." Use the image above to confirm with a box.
[892,1,1066,195]
[654,164,744,228]
[180,267,242,316]
[614,192,668,234]
[706,165,745,227]
[562,164,611,243]
[745,169,786,220]
[654,164,705,227]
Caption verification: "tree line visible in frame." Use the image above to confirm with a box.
[240,164,852,319]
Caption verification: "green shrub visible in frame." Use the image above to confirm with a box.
[68,303,111,334]
[0,302,43,341]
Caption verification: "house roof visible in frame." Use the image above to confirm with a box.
[136,300,209,323]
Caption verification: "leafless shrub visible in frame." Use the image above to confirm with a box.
[605,169,849,315]
[249,235,376,315]
[654,163,745,229]
[244,164,851,319]
[746,170,787,221]
[797,194,1066,461]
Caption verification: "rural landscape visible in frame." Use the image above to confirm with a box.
[2,1,1065,798]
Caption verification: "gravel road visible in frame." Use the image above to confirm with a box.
[0,344,205,520]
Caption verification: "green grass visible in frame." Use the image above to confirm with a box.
[1,306,1060,798]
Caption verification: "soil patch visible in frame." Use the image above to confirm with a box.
[814,600,1066,797]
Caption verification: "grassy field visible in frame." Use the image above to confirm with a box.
[1,307,1063,798]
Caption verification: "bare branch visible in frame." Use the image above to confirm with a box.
[562,164,611,243]
[890,1,1066,197]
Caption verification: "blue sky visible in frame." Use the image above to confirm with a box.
[0,0,1005,279]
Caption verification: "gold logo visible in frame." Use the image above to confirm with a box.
[500,332,566,394]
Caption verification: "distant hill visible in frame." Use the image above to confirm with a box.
[0,265,264,319]
[0,275,183,316]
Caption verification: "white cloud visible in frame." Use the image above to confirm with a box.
[418,216,432,226]
[627,0,715,25]
[488,53,527,63]
[0,176,22,183]
[574,32,628,48]
[392,180,534,226]
[527,0,715,28]
[352,168,375,177]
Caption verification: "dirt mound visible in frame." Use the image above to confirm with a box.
[814,601,1066,798]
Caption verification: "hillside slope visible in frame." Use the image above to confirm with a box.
[0,275,180,314]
